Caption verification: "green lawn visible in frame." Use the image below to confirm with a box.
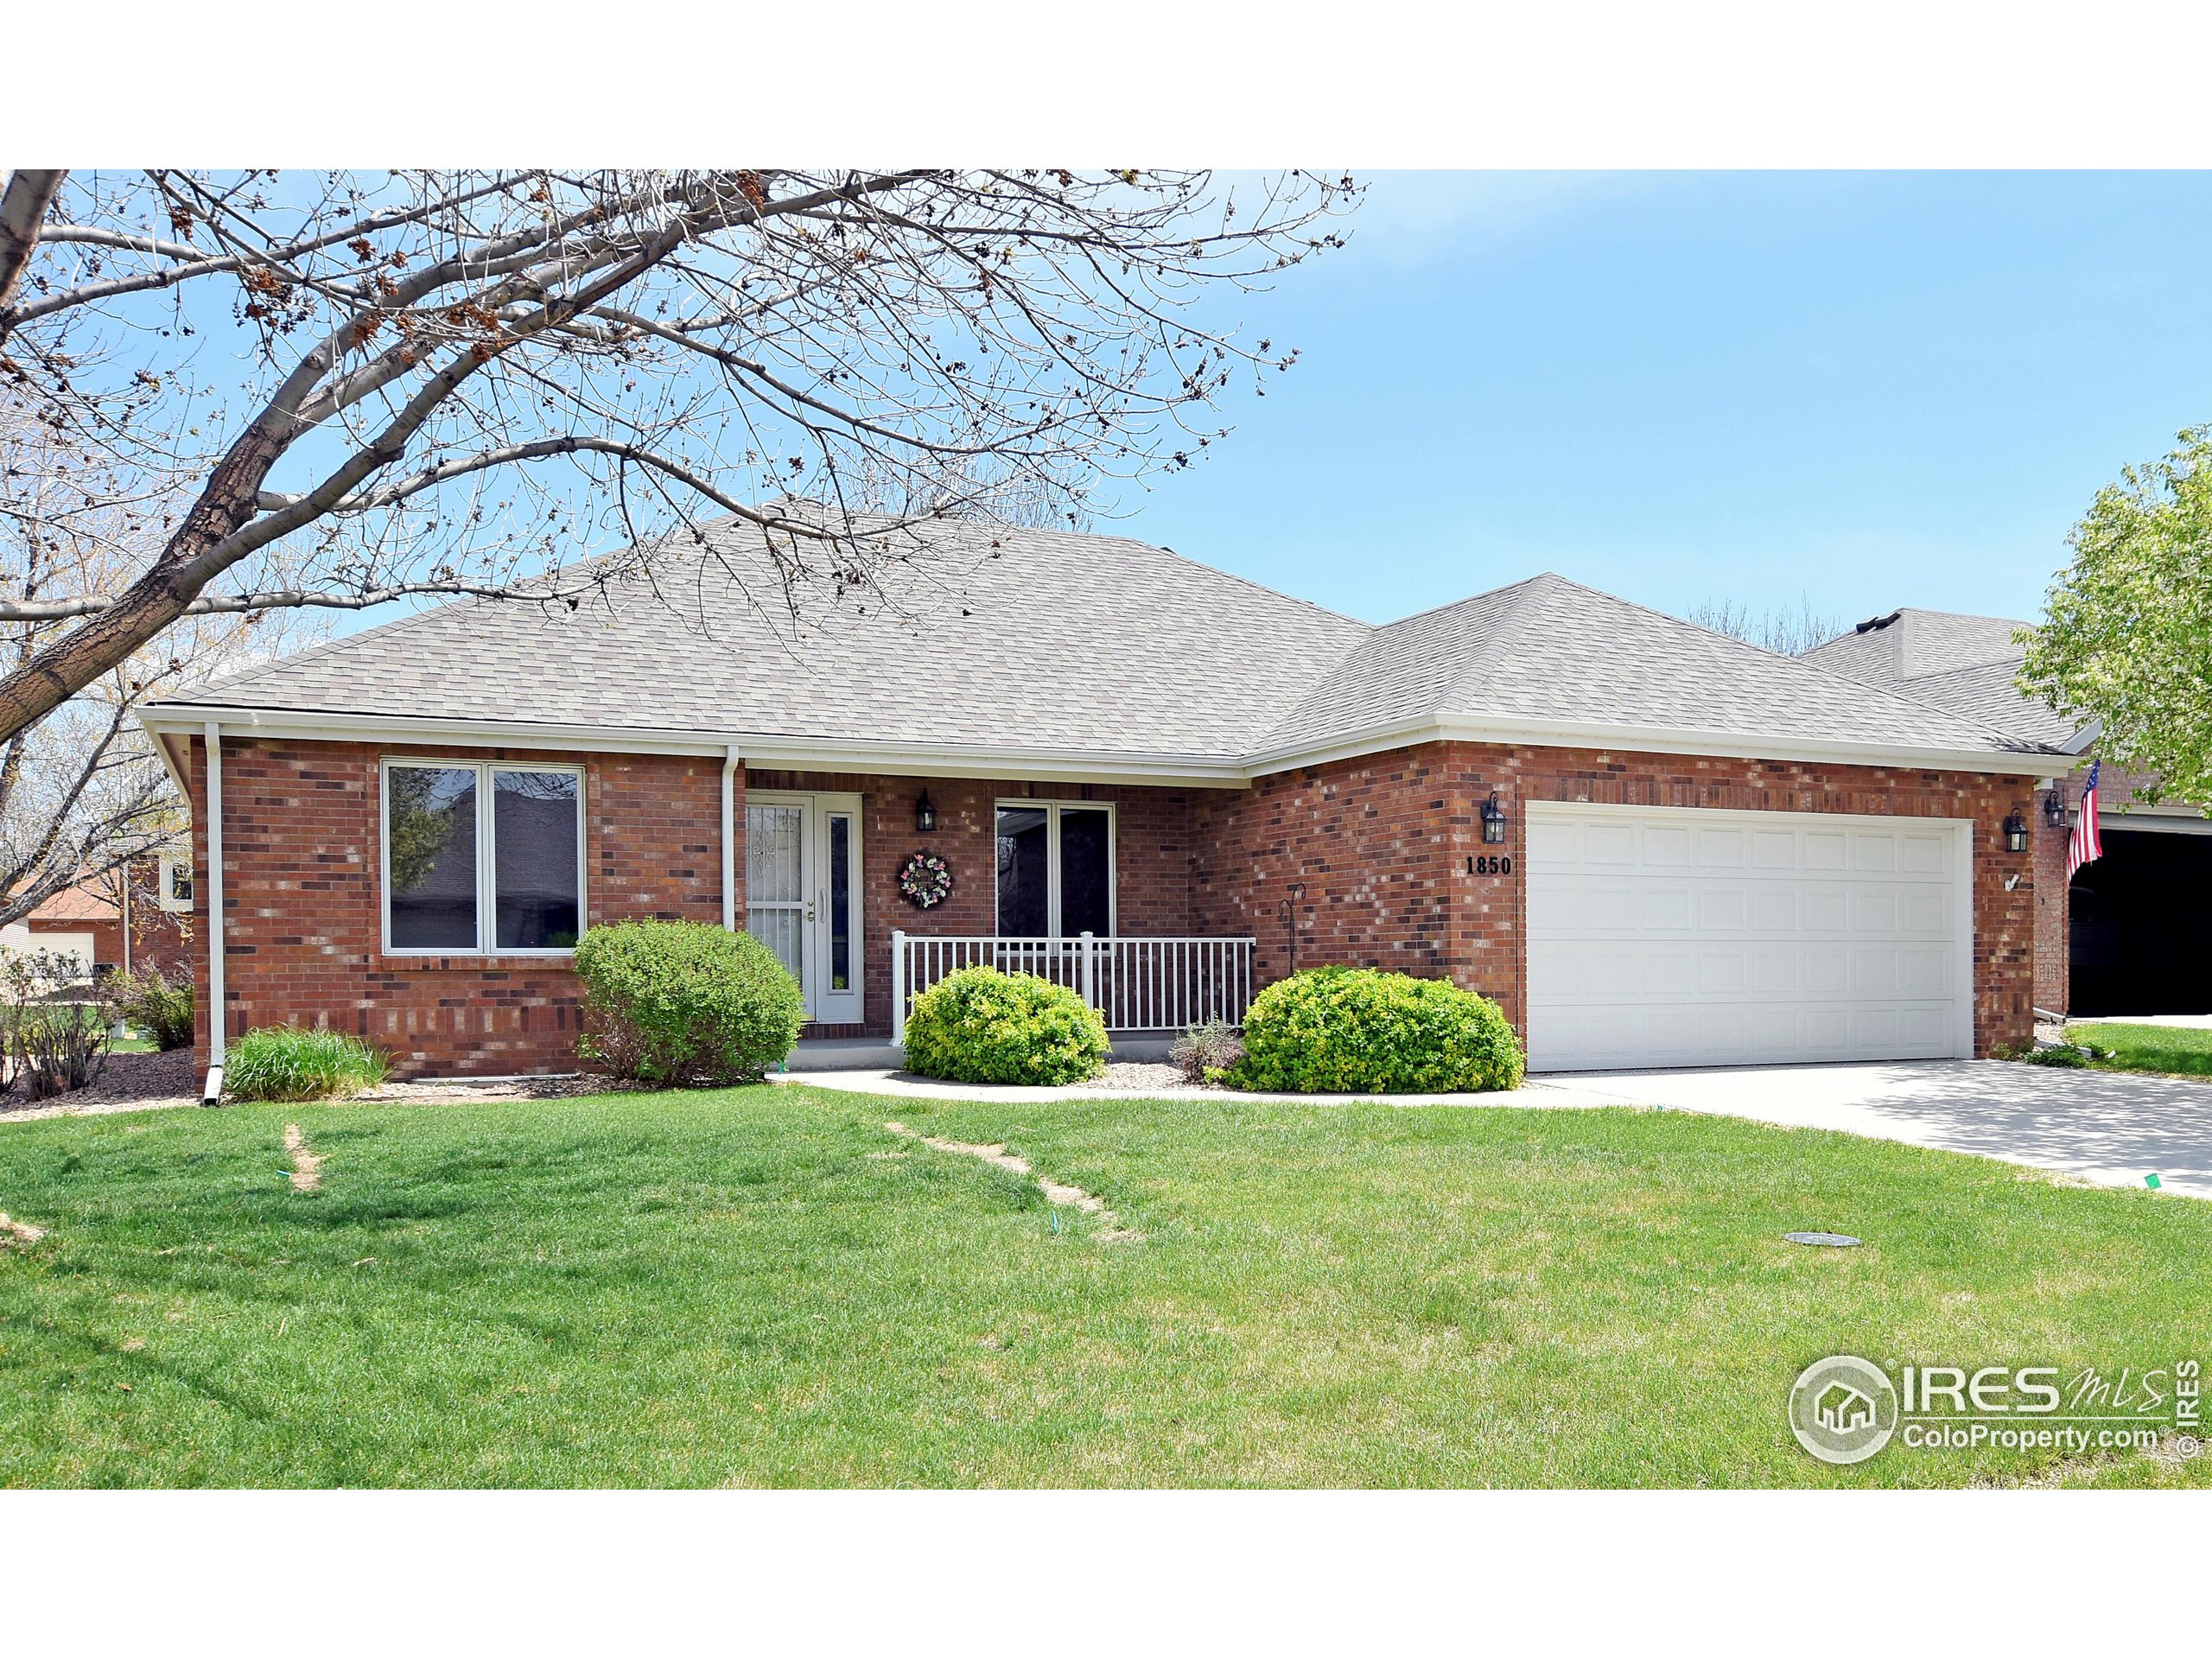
[2,1084,2207,1488]
[2069,1021,2212,1079]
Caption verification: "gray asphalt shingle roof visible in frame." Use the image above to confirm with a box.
[169,514,2044,766]
[1803,607,2080,749]
[181,513,1368,760]
[1260,574,2031,756]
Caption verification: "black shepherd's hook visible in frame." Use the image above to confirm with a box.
[1278,881,1306,976]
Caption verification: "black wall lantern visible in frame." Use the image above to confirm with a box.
[2043,788,2069,830]
[2002,808,2030,854]
[914,788,938,834]
[1480,791,1509,845]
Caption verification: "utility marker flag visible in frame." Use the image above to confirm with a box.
[2069,760,2103,880]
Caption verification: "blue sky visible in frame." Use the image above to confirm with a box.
[1108,170,2212,631]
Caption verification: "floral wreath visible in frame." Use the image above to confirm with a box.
[899,849,955,910]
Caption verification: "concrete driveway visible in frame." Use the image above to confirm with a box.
[1548,1060,2212,1197]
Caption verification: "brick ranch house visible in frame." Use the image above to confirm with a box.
[2,849,196,985]
[140,514,2062,1081]
[1805,606,2208,1020]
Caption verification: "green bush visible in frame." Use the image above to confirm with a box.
[1999,1041,2094,1067]
[901,965,1109,1086]
[99,965,194,1050]
[225,1026,390,1102]
[574,921,802,1086]
[1227,966,1524,1094]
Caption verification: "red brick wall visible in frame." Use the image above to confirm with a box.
[744,772,1198,1039]
[194,733,2041,1075]
[124,855,196,982]
[191,736,726,1077]
[1193,740,2040,1058]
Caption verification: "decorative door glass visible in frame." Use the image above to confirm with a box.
[747,804,805,988]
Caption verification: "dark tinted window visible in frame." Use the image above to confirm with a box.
[995,806,1049,935]
[493,770,580,950]
[388,766,479,950]
[1058,807,1112,937]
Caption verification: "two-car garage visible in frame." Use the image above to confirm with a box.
[1524,802,1974,1072]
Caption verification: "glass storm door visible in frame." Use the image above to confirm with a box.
[746,792,862,1024]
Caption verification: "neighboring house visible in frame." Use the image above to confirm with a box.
[1804,607,2209,1018]
[139,513,2053,1079]
[0,848,197,986]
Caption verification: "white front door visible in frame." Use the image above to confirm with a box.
[746,791,864,1024]
[1525,801,1973,1071]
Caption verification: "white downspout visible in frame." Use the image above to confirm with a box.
[201,721,226,1102]
[721,744,741,931]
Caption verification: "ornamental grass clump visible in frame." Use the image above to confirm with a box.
[99,965,194,1051]
[900,965,1109,1086]
[1169,1016,1245,1084]
[225,1027,391,1102]
[574,921,803,1087]
[1227,966,1523,1095]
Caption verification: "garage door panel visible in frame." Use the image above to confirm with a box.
[1750,889,1796,930]
[1852,834,1897,872]
[1751,830,1796,868]
[1853,950,1899,995]
[1899,887,1948,934]
[1698,827,1747,867]
[1900,832,1948,874]
[1803,887,1850,931]
[1698,950,1750,995]
[1851,890,1898,932]
[1697,888,1748,930]
[1527,803,1968,1071]
[1898,948,1949,996]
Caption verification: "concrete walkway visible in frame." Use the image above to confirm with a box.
[1559,1060,2212,1197]
[775,1058,2212,1197]
[771,1067,1625,1109]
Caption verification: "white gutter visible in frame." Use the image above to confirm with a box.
[137,704,2055,791]
[721,744,741,930]
[202,721,226,1087]
[1240,713,2052,782]
[137,705,1253,788]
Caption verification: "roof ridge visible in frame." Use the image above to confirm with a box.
[1430,572,1562,709]
[1370,570,1554,633]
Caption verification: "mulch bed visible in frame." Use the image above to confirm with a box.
[0,1047,202,1121]
[0,1050,640,1122]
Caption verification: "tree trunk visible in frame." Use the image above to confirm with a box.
[0,169,65,328]
[0,421,286,742]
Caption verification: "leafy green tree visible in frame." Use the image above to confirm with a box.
[2020,426,2212,804]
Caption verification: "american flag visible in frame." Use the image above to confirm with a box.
[2068,760,2103,879]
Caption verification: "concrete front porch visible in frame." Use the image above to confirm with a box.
[781,1032,1177,1072]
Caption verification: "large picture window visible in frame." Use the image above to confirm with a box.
[995,801,1114,938]
[384,760,582,954]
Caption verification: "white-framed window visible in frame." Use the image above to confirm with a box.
[156,850,194,912]
[381,758,585,956]
[994,798,1116,938]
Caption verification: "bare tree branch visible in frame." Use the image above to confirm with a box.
[0,167,1358,751]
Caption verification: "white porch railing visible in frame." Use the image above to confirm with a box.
[891,931,1257,1042]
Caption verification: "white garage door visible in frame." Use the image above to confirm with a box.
[1526,802,1972,1072]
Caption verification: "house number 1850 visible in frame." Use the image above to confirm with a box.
[1467,855,1512,876]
